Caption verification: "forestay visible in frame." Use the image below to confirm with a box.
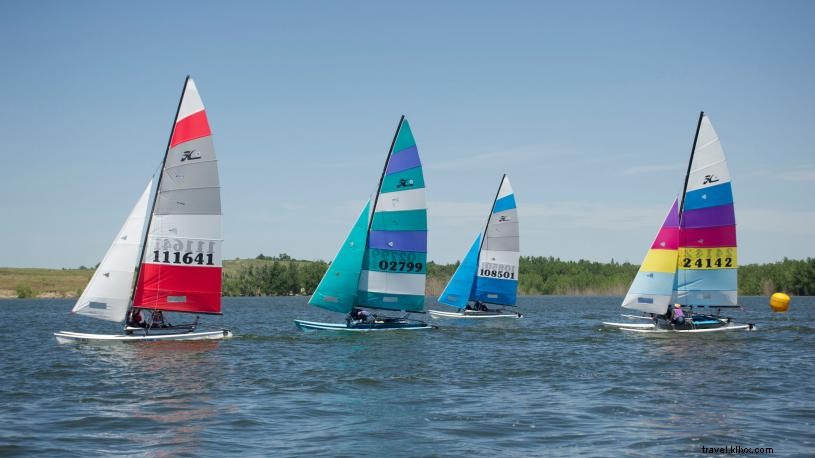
[72,180,153,322]
[621,199,679,315]
[472,175,519,305]
[133,78,223,314]
[674,114,738,306]
[356,117,427,312]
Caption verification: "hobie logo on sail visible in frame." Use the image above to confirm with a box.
[181,150,202,162]
[702,174,719,185]
[397,178,414,188]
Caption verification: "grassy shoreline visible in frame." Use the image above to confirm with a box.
[3,256,813,299]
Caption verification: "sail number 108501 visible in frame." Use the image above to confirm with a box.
[152,251,215,266]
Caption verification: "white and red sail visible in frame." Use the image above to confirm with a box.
[133,78,223,314]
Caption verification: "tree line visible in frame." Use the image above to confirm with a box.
[221,254,815,297]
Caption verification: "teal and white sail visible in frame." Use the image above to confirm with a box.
[439,175,520,307]
[310,116,427,314]
[308,201,370,314]
[438,233,481,308]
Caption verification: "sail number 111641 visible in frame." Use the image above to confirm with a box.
[152,251,215,266]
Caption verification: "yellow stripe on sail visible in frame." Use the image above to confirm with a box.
[640,249,678,273]
[677,247,738,270]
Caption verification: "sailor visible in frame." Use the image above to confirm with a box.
[151,310,170,328]
[671,304,685,326]
[128,309,146,328]
[474,301,489,312]
[350,308,374,323]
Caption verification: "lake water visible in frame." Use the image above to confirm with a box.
[1,296,812,456]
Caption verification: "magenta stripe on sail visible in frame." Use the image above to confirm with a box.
[650,226,679,250]
[680,225,737,247]
[368,230,427,252]
[681,204,735,228]
[385,146,420,175]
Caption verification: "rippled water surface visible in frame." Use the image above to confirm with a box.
[1,296,813,456]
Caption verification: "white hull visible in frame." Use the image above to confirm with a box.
[602,322,655,329]
[293,319,433,332]
[603,319,755,333]
[428,309,522,319]
[54,329,233,343]
[622,323,755,333]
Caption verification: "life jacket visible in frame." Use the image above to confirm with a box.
[673,308,684,319]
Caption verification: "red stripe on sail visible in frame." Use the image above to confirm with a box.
[133,263,222,314]
[170,110,211,147]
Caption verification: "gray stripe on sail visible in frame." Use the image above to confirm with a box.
[161,161,220,192]
[165,137,217,169]
[155,188,222,215]
[482,235,519,252]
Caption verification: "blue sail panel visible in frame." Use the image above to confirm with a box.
[309,201,370,314]
[438,233,481,308]
[472,277,518,305]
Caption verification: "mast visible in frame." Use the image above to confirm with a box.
[367,115,405,235]
[476,173,507,259]
[127,76,191,313]
[678,111,705,221]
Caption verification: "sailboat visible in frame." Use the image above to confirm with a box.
[294,116,433,331]
[55,76,232,343]
[428,175,522,319]
[604,112,755,333]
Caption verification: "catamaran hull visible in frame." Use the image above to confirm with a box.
[428,309,522,319]
[54,329,233,344]
[293,320,433,332]
[621,322,756,333]
[603,320,755,333]
[602,322,656,329]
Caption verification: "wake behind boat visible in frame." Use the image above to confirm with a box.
[55,77,232,343]
[603,112,754,334]
[295,116,433,332]
[429,175,522,320]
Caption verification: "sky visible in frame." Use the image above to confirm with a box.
[0,0,813,268]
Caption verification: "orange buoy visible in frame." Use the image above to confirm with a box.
[769,292,791,312]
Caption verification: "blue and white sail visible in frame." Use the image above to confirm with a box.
[439,175,520,308]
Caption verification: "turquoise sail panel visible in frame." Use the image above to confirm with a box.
[357,117,427,312]
[438,233,481,308]
[309,201,370,314]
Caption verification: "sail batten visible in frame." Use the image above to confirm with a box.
[133,78,223,314]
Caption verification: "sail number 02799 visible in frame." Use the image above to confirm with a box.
[152,251,215,266]
[378,260,423,272]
